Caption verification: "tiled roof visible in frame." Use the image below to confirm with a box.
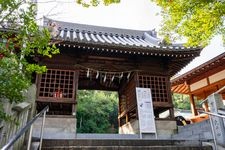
[44,17,201,52]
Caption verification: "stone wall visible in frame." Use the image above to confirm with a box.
[0,84,36,149]
[32,115,77,139]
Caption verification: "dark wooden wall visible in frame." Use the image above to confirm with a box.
[118,73,137,127]
[36,46,174,120]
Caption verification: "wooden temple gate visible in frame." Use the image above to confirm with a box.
[35,17,202,132]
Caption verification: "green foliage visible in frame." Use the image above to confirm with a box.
[0,0,59,121]
[152,0,225,46]
[172,93,190,110]
[0,57,29,103]
[172,93,202,110]
[76,0,120,7]
[77,90,118,133]
[0,103,12,122]
[77,0,225,46]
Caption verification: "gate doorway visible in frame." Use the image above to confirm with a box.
[76,90,118,133]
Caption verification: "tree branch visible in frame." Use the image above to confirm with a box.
[0,0,25,26]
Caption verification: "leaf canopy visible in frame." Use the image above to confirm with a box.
[152,0,225,46]
[0,0,59,121]
[76,0,120,7]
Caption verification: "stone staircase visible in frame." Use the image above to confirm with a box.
[172,120,212,140]
[32,117,213,150]
[39,139,212,150]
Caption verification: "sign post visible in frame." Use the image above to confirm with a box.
[208,93,225,147]
[136,87,157,139]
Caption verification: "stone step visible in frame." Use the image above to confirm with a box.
[41,145,212,150]
[39,139,213,150]
[41,139,203,147]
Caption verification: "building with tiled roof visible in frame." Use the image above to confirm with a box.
[35,17,202,134]
[171,52,225,117]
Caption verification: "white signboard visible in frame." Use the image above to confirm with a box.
[136,87,156,136]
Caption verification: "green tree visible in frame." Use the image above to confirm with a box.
[172,93,190,110]
[0,0,59,121]
[172,93,202,110]
[76,0,120,7]
[77,0,225,46]
[152,0,225,46]
[77,90,118,133]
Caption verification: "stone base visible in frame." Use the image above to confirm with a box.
[119,119,177,138]
[119,120,139,134]
[33,115,77,139]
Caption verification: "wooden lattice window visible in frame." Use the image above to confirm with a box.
[38,69,77,100]
[138,75,170,103]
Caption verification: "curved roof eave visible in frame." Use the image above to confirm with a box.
[171,52,225,85]
[44,17,202,54]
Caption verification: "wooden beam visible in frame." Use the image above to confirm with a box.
[190,79,225,97]
[36,99,76,104]
[88,55,126,61]
[189,94,198,116]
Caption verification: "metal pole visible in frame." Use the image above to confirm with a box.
[199,110,225,119]
[39,111,46,150]
[26,124,33,150]
[1,106,49,150]
[200,98,208,106]
[209,115,217,150]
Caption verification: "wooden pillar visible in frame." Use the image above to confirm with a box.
[189,94,198,116]
[203,102,210,112]
[126,113,129,123]
[73,71,79,116]
[118,118,121,127]
[169,108,174,118]
[203,91,209,112]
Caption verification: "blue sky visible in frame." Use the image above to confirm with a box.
[37,0,224,74]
